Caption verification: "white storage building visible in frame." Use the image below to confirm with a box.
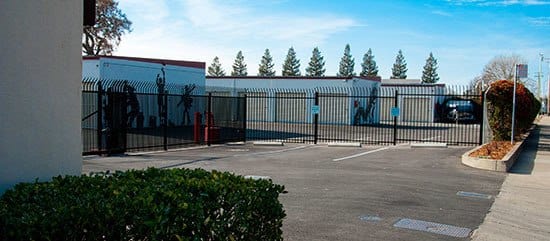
[380,79,446,123]
[206,76,381,125]
[83,56,205,90]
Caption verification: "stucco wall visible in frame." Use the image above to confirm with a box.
[0,1,82,193]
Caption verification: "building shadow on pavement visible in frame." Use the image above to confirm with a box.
[509,125,545,175]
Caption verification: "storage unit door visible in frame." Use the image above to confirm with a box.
[379,97,394,122]
[319,93,349,124]
[402,97,431,122]
[275,92,306,123]
[246,92,268,121]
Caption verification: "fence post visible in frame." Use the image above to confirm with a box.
[243,94,247,142]
[393,90,398,145]
[479,92,484,145]
[314,92,319,144]
[207,93,212,146]
[97,81,103,153]
[163,92,168,151]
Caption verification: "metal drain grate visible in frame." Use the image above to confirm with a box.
[359,215,382,222]
[456,191,492,200]
[393,218,471,238]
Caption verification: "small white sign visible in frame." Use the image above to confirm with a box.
[311,105,320,114]
[391,107,400,117]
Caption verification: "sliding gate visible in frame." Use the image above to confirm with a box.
[243,86,483,146]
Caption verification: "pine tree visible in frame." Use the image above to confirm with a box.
[282,47,301,76]
[360,48,378,77]
[391,49,408,79]
[258,49,276,77]
[207,56,225,76]
[337,44,355,77]
[421,52,440,83]
[305,47,326,77]
[231,51,247,77]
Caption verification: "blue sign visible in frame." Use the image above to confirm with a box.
[311,105,320,114]
[391,107,400,117]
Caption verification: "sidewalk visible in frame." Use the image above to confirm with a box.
[472,116,550,241]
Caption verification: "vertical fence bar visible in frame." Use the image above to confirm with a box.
[479,92,484,145]
[96,81,103,153]
[243,94,247,142]
[163,92,168,151]
[314,92,319,144]
[393,90,398,145]
[207,93,212,146]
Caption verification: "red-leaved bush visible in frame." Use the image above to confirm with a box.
[486,80,540,141]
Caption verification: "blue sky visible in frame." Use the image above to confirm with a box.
[116,0,550,87]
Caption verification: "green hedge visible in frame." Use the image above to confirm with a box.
[486,80,540,141]
[0,168,286,241]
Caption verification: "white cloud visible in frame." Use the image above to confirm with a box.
[118,0,170,23]
[527,17,550,26]
[447,0,550,5]
[431,10,453,17]
[115,0,360,74]
[180,0,358,44]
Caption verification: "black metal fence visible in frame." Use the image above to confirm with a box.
[240,85,483,146]
[82,79,245,155]
[82,81,483,155]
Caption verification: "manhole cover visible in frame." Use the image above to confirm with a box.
[456,191,492,200]
[359,215,382,222]
[393,218,471,238]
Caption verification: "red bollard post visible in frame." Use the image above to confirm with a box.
[194,112,202,144]
[204,112,220,144]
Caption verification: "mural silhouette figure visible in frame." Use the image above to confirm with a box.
[177,84,196,125]
[156,66,166,127]
[353,88,378,125]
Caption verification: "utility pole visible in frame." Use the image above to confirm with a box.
[543,54,550,115]
[540,53,550,114]
[538,53,543,101]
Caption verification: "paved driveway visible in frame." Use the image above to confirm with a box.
[83,143,505,240]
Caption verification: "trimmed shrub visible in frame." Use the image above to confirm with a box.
[0,168,286,241]
[486,80,540,141]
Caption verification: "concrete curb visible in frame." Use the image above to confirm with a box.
[410,142,448,148]
[253,141,284,146]
[225,141,246,146]
[327,142,362,147]
[461,126,535,172]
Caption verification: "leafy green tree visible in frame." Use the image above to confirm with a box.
[337,44,355,77]
[231,51,248,76]
[82,0,132,55]
[305,47,326,77]
[258,49,276,77]
[207,56,226,76]
[421,52,440,83]
[360,48,378,77]
[390,49,408,79]
[282,47,301,76]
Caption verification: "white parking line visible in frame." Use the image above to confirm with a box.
[233,144,313,157]
[332,147,389,162]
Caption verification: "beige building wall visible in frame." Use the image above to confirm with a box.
[0,1,83,193]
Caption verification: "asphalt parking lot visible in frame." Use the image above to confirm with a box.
[83,143,506,240]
